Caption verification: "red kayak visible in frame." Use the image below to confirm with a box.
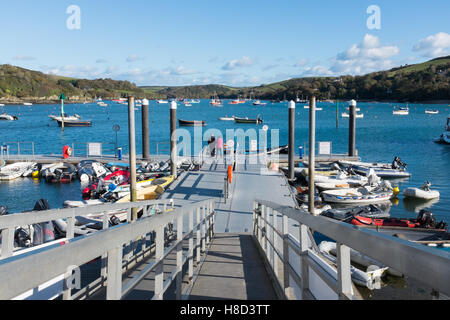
[82,170,130,199]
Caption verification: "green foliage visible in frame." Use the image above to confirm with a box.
[1,56,449,102]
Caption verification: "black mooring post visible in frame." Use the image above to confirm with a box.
[348,99,356,156]
[288,100,296,181]
[141,98,150,161]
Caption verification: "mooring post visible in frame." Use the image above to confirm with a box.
[128,96,138,221]
[288,100,295,181]
[170,101,177,178]
[141,98,150,161]
[348,99,356,157]
[336,99,339,128]
[308,96,316,215]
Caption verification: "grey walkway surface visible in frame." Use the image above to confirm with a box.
[188,233,278,300]
[162,155,297,233]
[82,155,297,300]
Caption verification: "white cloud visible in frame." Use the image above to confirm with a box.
[168,66,198,76]
[302,65,334,77]
[294,58,308,67]
[222,56,253,70]
[331,34,399,74]
[413,32,450,58]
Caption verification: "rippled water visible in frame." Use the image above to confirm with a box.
[0,100,449,226]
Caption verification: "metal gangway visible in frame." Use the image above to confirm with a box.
[1,181,450,300]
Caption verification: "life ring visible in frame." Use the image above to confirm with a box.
[67,147,72,156]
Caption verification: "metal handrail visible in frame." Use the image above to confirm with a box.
[0,198,215,300]
[0,199,174,259]
[253,199,450,300]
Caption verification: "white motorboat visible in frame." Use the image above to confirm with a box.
[23,102,32,106]
[0,113,18,121]
[434,116,450,144]
[393,106,409,115]
[341,112,364,118]
[403,181,439,200]
[218,116,235,121]
[49,113,81,121]
[314,171,369,190]
[0,162,37,181]
[425,109,438,114]
[338,157,411,178]
[156,99,168,104]
[321,182,394,204]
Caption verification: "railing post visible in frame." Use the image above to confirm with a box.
[205,203,210,245]
[101,212,109,279]
[62,215,76,300]
[188,209,194,281]
[1,227,15,259]
[210,200,215,239]
[176,214,183,300]
[196,207,201,264]
[257,205,264,245]
[300,224,310,299]
[201,205,206,252]
[337,242,352,300]
[271,208,276,273]
[106,246,123,300]
[262,205,267,253]
[154,225,165,300]
[282,214,290,293]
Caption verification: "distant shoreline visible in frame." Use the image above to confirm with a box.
[0,98,449,105]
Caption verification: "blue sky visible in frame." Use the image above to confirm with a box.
[1,0,449,86]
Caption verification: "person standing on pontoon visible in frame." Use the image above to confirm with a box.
[216,136,224,159]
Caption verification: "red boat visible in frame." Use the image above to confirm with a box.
[82,170,130,199]
[350,210,447,231]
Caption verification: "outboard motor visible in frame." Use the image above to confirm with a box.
[417,210,436,228]
[392,156,407,169]
[32,199,55,245]
[346,166,356,176]
[0,205,8,216]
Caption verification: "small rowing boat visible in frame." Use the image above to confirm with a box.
[178,119,206,126]
[234,115,263,124]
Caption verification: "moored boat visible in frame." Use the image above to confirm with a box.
[393,106,409,115]
[433,116,450,144]
[56,119,92,127]
[321,182,394,205]
[178,119,206,126]
[234,115,263,124]
[403,181,439,200]
[0,113,18,121]
[218,116,235,121]
[0,162,37,181]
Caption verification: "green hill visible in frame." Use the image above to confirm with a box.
[142,56,450,102]
[1,56,449,103]
[0,64,145,102]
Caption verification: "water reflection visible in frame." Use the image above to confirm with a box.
[402,197,439,213]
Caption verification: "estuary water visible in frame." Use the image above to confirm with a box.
[0,100,449,228]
